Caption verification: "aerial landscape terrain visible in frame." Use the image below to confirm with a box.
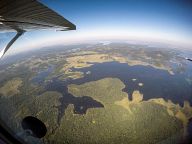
[0,42,192,144]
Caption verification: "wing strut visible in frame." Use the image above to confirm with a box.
[0,31,24,59]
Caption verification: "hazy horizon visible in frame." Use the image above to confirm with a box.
[0,0,192,56]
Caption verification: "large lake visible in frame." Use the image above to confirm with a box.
[74,61,192,106]
[32,61,192,115]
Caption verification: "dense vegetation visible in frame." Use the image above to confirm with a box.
[49,78,184,144]
[0,43,191,144]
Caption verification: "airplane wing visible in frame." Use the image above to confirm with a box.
[0,0,76,58]
[0,0,76,32]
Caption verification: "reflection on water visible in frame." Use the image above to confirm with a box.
[31,65,54,84]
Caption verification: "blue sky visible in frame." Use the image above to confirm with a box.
[41,0,192,41]
[42,0,192,32]
[1,0,192,55]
